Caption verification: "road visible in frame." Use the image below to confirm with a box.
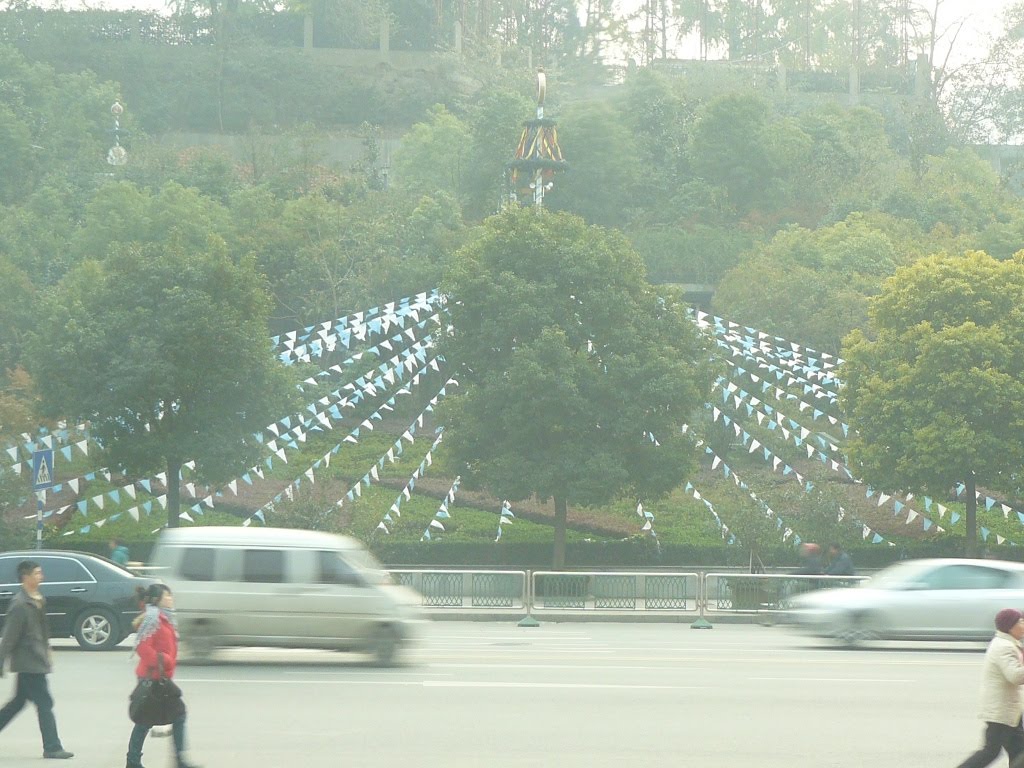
[0,622,993,768]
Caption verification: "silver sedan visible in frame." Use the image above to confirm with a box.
[785,557,1024,644]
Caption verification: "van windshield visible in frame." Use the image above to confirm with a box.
[342,547,391,585]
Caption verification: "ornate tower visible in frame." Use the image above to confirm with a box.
[507,68,568,208]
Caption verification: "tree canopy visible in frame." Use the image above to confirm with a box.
[713,214,905,354]
[841,251,1024,555]
[28,220,297,527]
[439,208,715,566]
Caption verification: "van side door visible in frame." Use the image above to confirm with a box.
[305,550,377,647]
[235,548,293,645]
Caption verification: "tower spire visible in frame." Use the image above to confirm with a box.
[507,67,568,209]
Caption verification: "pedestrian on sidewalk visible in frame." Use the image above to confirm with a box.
[0,560,74,759]
[956,608,1024,768]
[126,584,200,768]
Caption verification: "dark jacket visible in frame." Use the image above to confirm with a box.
[0,589,52,674]
[825,552,855,576]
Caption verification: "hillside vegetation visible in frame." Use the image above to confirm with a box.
[3,9,1024,567]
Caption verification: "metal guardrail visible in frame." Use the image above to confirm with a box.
[531,571,700,613]
[391,569,528,610]
[703,573,868,615]
[133,563,870,619]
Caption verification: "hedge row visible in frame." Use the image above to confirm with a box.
[57,537,1010,571]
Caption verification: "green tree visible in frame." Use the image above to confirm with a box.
[460,88,534,221]
[391,105,472,201]
[689,93,812,217]
[618,69,698,215]
[841,251,1024,556]
[439,208,715,567]
[0,184,79,287]
[230,187,462,330]
[794,103,903,219]
[713,214,902,354]
[71,181,232,266]
[549,100,643,227]
[29,239,297,528]
[879,149,1013,236]
[0,44,122,202]
[0,257,35,375]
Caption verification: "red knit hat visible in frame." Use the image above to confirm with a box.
[995,608,1023,633]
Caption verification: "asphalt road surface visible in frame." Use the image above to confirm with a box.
[0,622,995,768]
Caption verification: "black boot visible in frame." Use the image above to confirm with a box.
[126,761,145,768]
[176,759,200,768]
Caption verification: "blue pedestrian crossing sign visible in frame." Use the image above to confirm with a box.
[32,449,55,491]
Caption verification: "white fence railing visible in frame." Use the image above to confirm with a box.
[130,564,869,621]
[386,569,868,620]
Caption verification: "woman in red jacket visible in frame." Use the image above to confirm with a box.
[126,584,199,768]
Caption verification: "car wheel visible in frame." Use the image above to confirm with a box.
[836,612,879,647]
[74,608,119,650]
[182,622,218,663]
[371,626,400,667]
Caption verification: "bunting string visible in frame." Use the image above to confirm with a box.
[419,475,461,541]
[494,500,514,542]
[277,291,441,364]
[273,290,439,357]
[242,360,451,527]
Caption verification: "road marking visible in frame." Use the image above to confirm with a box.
[419,653,975,666]
[177,677,707,690]
[177,684,432,688]
[428,635,595,641]
[431,663,710,671]
[422,680,705,690]
[751,677,913,683]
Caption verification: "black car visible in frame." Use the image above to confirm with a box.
[0,550,154,650]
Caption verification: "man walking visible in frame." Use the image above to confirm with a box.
[0,561,73,759]
[956,608,1024,768]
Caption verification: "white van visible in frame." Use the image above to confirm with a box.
[149,526,423,665]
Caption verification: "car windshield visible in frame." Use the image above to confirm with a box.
[864,561,937,590]
[341,546,391,585]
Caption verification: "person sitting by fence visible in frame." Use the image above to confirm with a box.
[795,543,823,575]
[824,543,855,576]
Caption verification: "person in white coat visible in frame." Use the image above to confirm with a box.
[956,608,1024,768]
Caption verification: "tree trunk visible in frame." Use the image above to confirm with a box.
[552,495,567,569]
[965,470,977,558]
[167,459,182,528]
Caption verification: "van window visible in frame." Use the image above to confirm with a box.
[317,551,362,586]
[180,548,216,581]
[340,547,390,585]
[243,549,285,583]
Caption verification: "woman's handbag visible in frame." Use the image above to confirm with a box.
[128,658,185,726]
